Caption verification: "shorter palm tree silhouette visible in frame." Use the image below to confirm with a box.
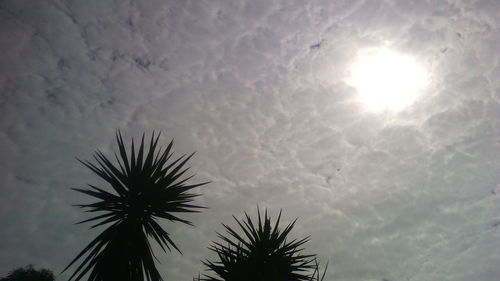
[63,132,208,281]
[200,208,327,281]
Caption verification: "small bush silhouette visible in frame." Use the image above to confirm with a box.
[1,265,54,281]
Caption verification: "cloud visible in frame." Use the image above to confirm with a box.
[0,0,499,280]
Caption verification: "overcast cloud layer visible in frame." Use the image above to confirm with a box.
[1,0,500,280]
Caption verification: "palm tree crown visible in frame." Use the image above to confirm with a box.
[201,208,325,281]
[63,132,208,281]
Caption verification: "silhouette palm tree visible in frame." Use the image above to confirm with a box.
[201,208,327,281]
[63,132,208,281]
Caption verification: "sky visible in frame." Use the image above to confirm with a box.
[0,0,499,280]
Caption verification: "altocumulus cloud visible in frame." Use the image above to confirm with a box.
[0,0,499,281]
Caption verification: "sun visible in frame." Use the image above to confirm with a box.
[349,48,428,112]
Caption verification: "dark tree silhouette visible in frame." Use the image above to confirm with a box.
[1,265,54,281]
[63,132,208,281]
[200,209,327,281]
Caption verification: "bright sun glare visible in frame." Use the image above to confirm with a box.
[349,48,428,112]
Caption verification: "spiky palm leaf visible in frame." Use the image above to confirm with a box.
[201,209,324,281]
[309,258,328,281]
[63,132,208,281]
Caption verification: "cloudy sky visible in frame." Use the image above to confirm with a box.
[1,0,499,280]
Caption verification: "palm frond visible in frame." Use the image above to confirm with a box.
[308,258,328,281]
[201,208,325,281]
[63,131,208,281]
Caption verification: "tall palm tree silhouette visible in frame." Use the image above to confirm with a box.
[63,132,208,281]
[201,208,327,281]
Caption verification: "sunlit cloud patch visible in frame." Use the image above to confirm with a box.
[349,47,429,112]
